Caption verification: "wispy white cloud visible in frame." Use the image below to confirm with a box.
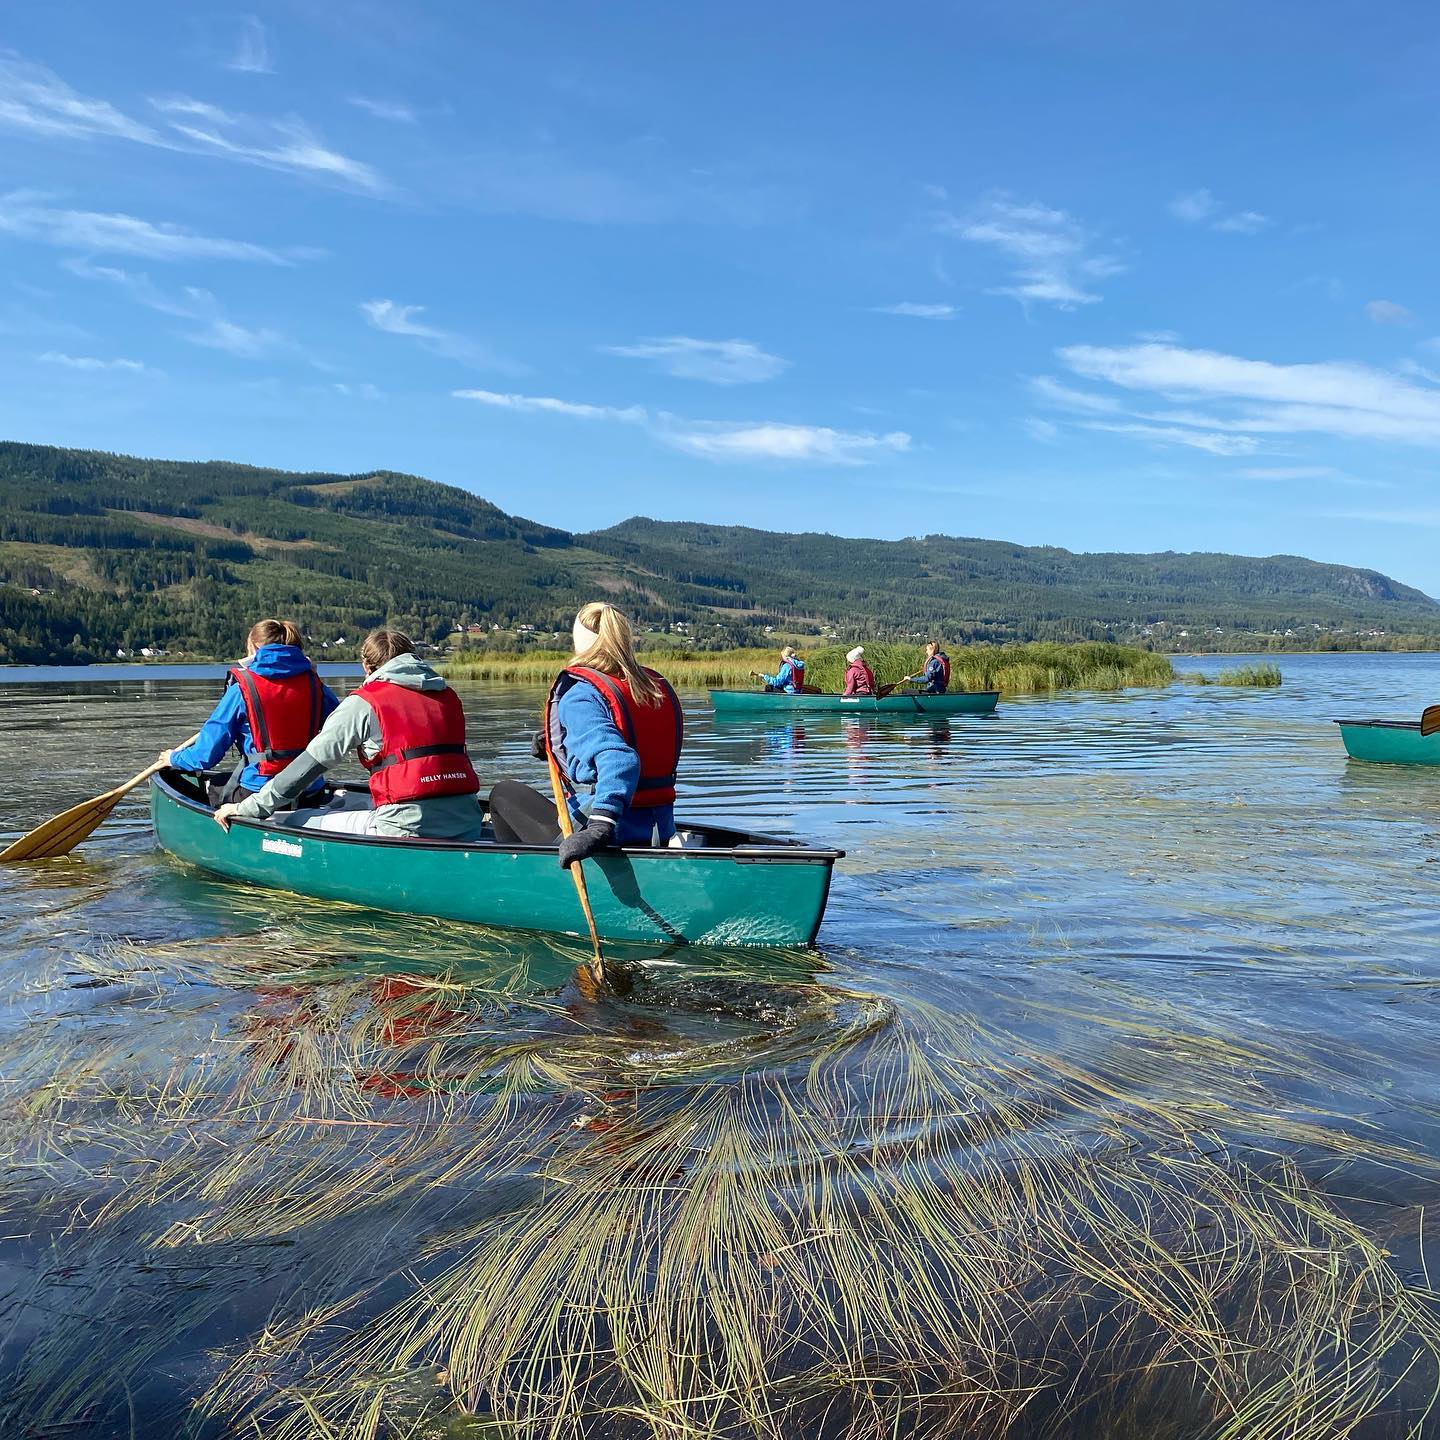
[151,96,385,193]
[658,420,909,464]
[1023,416,1060,443]
[1238,466,1339,480]
[871,302,956,320]
[1136,328,1181,343]
[38,350,151,374]
[362,299,523,371]
[453,387,909,465]
[1321,508,1440,527]
[1079,420,1261,456]
[332,381,383,400]
[0,52,383,194]
[348,95,418,124]
[1366,299,1414,326]
[454,389,645,423]
[937,194,1122,309]
[1169,187,1272,234]
[0,192,296,263]
[1029,375,1123,413]
[1058,340,1440,449]
[602,335,788,384]
[225,16,273,74]
[67,258,285,356]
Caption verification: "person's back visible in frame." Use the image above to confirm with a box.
[922,644,951,694]
[842,646,875,696]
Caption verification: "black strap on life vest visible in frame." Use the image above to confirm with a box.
[366,742,469,773]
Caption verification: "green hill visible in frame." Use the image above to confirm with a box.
[1,441,1436,663]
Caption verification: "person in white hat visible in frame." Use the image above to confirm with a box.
[843,645,876,696]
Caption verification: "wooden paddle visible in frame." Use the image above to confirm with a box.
[1,738,196,862]
[544,746,607,996]
[875,678,919,700]
[1422,704,1440,738]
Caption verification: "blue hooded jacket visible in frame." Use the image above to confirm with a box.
[761,657,805,693]
[169,644,339,793]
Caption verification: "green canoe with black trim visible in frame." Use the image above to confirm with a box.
[1335,719,1440,766]
[708,689,999,715]
[151,771,842,947]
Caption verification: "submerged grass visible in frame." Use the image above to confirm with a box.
[0,924,1436,1438]
[444,642,1176,696]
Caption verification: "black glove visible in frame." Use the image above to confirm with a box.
[558,818,614,868]
[530,730,547,760]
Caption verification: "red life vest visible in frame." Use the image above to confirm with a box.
[546,666,683,809]
[845,662,876,696]
[228,664,324,778]
[354,678,480,806]
[936,652,951,690]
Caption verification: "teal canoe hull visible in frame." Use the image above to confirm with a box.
[708,689,999,716]
[1335,719,1440,766]
[151,773,842,947]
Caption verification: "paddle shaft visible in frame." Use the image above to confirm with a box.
[544,747,607,992]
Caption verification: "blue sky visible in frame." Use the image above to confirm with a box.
[4,2,1440,590]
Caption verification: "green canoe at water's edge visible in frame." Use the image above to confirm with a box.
[1335,719,1440,766]
[151,772,842,947]
[708,689,999,715]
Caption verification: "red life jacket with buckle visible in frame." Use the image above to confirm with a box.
[354,679,480,806]
[545,667,683,809]
[228,664,325,778]
[935,652,951,690]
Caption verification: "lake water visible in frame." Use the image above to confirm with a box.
[1,654,1438,1438]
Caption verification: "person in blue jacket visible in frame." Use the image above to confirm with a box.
[159,619,338,804]
[753,645,806,693]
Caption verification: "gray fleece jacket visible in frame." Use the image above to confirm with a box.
[233,652,485,840]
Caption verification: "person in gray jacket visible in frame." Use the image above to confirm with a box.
[212,628,485,841]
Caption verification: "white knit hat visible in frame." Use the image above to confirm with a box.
[846,646,864,663]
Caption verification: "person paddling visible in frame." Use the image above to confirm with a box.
[903,641,951,694]
[160,619,337,806]
[752,645,806,693]
[212,628,484,840]
[842,646,876,696]
[489,602,683,866]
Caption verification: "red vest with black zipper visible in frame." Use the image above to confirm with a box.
[545,666,683,808]
[354,678,480,806]
[227,664,325,778]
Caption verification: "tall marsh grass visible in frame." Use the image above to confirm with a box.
[1183,662,1284,687]
[444,641,1176,695]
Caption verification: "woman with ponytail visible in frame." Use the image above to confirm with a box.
[161,619,337,805]
[489,603,684,865]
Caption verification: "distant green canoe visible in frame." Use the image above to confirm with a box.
[151,772,842,947]
[1335,719,1440,767]
[708,689,999,715]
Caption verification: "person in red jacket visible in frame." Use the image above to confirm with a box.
[842,646,876,696]
[214,629,483,840]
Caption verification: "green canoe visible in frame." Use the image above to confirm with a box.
[708,689,999,715]
[1334,719,1440,766]
[151,771,842,947]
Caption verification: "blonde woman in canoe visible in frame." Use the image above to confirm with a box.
[489,602,684,865]
[752,645,806,693]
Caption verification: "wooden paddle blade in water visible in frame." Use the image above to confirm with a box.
[1422,704,1440,738]
[0,757,170,862]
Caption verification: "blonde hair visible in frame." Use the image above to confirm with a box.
[570,602,663,706]
[361,628,414,672]
[246,618,302,651]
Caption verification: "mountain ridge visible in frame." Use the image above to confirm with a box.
[1,440,1436,663]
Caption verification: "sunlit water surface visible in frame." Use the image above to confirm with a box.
[1,655,1438,1438]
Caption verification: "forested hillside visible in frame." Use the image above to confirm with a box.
[2,441,1437,663]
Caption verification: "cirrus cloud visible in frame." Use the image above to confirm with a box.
[602,336,789,384]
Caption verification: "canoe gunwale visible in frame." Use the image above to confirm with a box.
[152,771,846,865]
[1333,719,1422,732]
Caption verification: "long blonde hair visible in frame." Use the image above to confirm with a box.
[569,602,663,706]
[246,618,302,651]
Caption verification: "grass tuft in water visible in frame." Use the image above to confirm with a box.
[1183,662,1283,688]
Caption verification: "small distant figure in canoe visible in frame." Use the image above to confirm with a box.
[753,646,806,693]
[212,628,484,840]
[904,641,952,695]
[843,646,876,696]
[159,619,338,806]
[489,602,683,866]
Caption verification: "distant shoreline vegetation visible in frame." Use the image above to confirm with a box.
[443,642,1178,694]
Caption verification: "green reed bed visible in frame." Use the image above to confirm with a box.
[444,642,1176,695]
[1182,662,1284,687]
[0,926,1436,1439]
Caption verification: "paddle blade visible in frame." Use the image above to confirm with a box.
[1422,705,1440,738]
[0,790,124,862]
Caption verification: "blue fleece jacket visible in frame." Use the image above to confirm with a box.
[761,658,805,693]
[169,644,339,793]
[921,654,949,694]
[556,679,677,845]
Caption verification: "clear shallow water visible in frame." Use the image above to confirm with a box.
[1,655,1438,1437]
